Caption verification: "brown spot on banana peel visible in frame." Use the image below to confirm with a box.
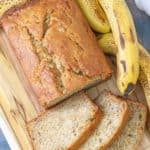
[119,32,125,49]
[124,83,135,96]
[120,60,126,73]
[94,6,105,22]
[130,28,135,43]
[113,9,125,49]
[121,82,125,87]
[132,65,135,73]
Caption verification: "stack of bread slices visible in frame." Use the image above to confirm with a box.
[0,0,147,150]
[28,90,147,150]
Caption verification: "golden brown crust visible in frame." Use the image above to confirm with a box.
[0,0,34,21]
[67,102,103,150]
[106,97,147,150]
[27,93,103,150]
[1,0,112,108]
[102,93,147,150]
[88,91,129,150]
[98,92,130,150]
[95,91,147,150]
[126,100,147,150]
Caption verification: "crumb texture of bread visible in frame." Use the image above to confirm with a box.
[1,0,111,107]
[28,93,102,150]
[79,91,128,150]
[108,100,147,150]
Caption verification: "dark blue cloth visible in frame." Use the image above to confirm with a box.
[126,0,150,51]
[0,130,10,150]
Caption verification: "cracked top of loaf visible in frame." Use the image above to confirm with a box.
[1,0,111,108]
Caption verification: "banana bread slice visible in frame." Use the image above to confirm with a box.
[108,100,147,150]
[79,91,129,150]
[0,0,111,108]
[28,93,102,150]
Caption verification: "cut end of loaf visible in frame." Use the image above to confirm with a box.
[79,90,129,150]
[108,100,147,150]
[45,77,112,108]
[27,93,102,150]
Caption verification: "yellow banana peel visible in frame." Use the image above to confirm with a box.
[77,0,110,33]
[98,33,150,112]
[98,0,139,96]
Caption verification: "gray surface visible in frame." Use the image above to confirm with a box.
[0,130,10,150]
[0,1,150,150]
[126,0,150,51]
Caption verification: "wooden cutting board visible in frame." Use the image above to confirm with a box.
[0,30,149,149]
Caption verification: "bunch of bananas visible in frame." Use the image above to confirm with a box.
[77,0,150,112]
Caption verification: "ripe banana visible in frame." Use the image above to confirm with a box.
[98,0,139,96]
[97,33,150,112]
[0,0,27,18]
[77,0,110,33]
[97,33,117,55]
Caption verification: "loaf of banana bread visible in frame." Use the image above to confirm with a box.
[1,0,111,108]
